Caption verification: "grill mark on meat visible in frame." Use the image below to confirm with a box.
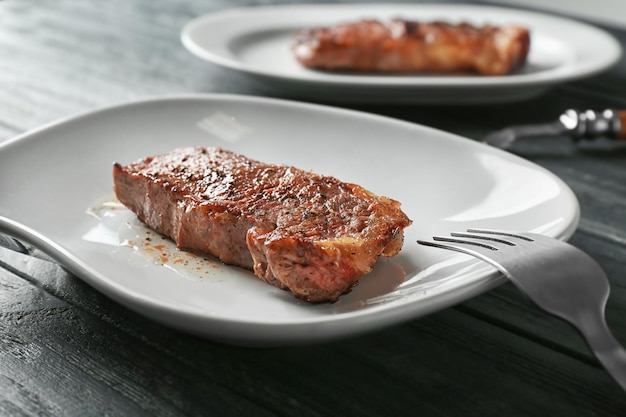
[292,19,530,76]
[113,147,412,302]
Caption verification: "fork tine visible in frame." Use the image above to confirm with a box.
[417,231,521,278]
[416,237,509,274]
[416,238,496,253]
[448,232,517,246]
[418,235,502,257]
[417,228,538,259]
[465,228,534,242]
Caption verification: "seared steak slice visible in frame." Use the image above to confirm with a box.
[113,147,412,302]
[293,19,530,76]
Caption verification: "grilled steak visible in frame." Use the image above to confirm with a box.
[113,147,412,302]
[293,19,530,76]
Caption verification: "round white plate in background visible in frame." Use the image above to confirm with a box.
[181,4,621,104]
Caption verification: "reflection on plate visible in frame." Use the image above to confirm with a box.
[181,4,621,104]
[0,94,579,345]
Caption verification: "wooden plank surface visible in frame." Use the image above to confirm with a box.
[2,248,624,417]
[2,1,626,415]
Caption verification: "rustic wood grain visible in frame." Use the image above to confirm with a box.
[2,248,624,417]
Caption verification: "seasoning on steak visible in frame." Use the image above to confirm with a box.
[113,147,412,302]
[293,19,530,76]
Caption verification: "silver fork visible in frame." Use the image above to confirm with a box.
[417,228,626,391]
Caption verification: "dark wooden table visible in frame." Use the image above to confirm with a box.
[2,1,626,415]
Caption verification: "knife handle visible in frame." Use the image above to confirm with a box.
[619,111,626,139]
[562,109,626,140]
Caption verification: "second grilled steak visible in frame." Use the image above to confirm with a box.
[113,147,412,302]
[293,19,530,76]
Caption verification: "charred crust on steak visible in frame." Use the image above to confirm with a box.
[113,147,412,303]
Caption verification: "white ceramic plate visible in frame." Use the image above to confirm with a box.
[181,3,621,104]
[0,95,579,345]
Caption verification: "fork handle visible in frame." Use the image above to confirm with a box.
[578,312,626,391]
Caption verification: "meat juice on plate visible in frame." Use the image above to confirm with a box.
[83,198,225,283]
